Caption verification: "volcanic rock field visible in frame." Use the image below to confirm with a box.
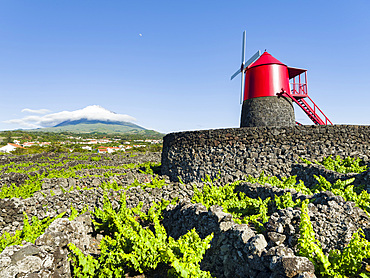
[0,125,370,278]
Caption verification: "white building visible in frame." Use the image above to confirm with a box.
[0,143,24,153]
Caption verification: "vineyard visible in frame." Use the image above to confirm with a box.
[0,151,369,277]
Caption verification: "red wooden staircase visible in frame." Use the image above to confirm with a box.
[280,68,333,125]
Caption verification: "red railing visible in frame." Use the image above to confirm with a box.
[290,83,307,96]
[279,85,333,125]
[290,71,308,97]
[297,96,333,125]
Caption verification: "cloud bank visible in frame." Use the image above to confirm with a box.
[4,105,137,129]
[21,108,51,114]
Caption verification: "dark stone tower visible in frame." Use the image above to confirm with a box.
[240,96,295,127]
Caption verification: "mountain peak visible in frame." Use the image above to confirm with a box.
[69,105,124,120]
[38,105,137,127]
[54,118,145,130]
[20,105,163,135]
[32,118,160,135]
[5,105,160,135]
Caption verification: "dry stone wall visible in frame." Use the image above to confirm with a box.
[2,127,370,278]
[163,201,316,278]
[161,125,370,184]
[1,145,370,277]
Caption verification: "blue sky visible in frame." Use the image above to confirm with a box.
[1,0,369,133]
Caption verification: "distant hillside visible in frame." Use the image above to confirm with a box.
[55,119,145,129]
[30,119,163,137]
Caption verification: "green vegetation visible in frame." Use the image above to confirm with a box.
[298,200,370,278]
[0,130,163,155]
[191,175,306,231]
[100,175,166,192]
[313,175,370,214]
[68,195,213,277]
[0,211,65,253]
[0,128,164,141]
[301,155,368,174]
[191,170,368,229]
[274,192,302,210]
[0,155,161,199]
[243,167,370,215]
[190,156,370,277]
[191,175,269,230]
[0,172,47,199]
[245,171,313,195]
[1,153,369,277]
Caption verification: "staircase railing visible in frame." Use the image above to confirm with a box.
[279,89,333,125]
[298,95,333,125]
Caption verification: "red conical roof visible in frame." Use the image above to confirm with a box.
[247,51,286,69]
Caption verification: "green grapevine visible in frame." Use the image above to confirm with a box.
[69,194,213,277]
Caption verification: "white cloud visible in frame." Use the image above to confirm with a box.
[21,108,51,114]
[4,105,137,128]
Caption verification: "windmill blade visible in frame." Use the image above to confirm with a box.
[231,49,261,80]
[244,50,261,68]
[241,30,246,69]
[230,31,246,81]
[230,68,242,80]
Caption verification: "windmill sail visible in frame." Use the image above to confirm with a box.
[230,31,261,103]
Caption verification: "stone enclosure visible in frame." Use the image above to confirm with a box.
[161,125,370,184]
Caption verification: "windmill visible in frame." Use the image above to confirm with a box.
[231,31,332,127]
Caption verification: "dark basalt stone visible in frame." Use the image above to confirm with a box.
[240,96,295,127]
